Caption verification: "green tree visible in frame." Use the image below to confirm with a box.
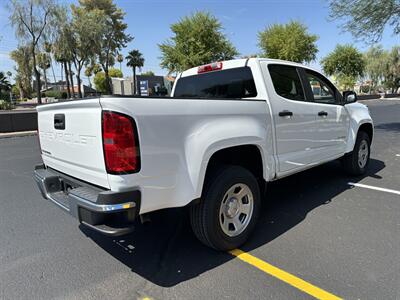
[52,6,75,98]
[10,46,33,99]
[159,12,238,73]
[70,5,106,98]
[109,68,123,78]
[52,8,74,99]
[85,62,102,88]
[126,49,144,95]
[37,52,51,89]
[93,67,122,93]
[84,66,94,88]
[0,72,11,93]
[383,46,400,93]
[44,41,57,83]
[9,0,59,103]
[258,21,318,63]
[329,0,400,43]
[364,46,389,93]
[117,53,124,71]
[141,71,155,76]
[321,44,365,90]
[78,0,133,94]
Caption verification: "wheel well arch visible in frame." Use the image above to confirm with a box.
[359,123,373,142]
[202,145,265,194]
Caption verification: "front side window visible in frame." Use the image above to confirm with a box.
[268,64,305,101]
[174,67,257,99]
[305,71,337,104]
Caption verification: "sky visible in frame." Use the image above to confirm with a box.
[0,0,399,84]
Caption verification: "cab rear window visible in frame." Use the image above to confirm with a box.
[174,67,257,99]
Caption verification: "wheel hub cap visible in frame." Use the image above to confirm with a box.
[225,198,240,218]
[219,183,254,237]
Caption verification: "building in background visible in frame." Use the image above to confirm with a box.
[112,75,175,96]
[36,80,97,98]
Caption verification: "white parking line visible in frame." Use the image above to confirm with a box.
[348,182,400,196]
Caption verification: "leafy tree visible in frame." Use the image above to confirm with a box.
[321,44,365,90]
[9,0,59,103]
[44,41,56,83]
[109,68,123,78]
[85,62,102,88]
[117,53,124,71]
[0,72,12,101]
[258,21,318,63]
[126,49,144,94]
[37,52,51,89]
[92,63,102,74]
[52,9,72,98]
[364,46,388,92]
[70,5,106,98]
[93,72,107,93]
[93,67,122,93]
[10,46,33,99]
[84,66,94,87]
[12,85,20,98]
[0,72,12,93]
[141,71,155,76]
[329,0,400,43]
[159,12,238,73]
[78,0,133,94]
[383,46,400,93]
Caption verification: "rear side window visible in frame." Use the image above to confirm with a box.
[174,67,257,99]
[268,64,305,101]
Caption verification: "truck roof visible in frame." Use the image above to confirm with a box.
[179,58,320,78]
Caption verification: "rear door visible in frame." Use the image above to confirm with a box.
[261,63,320,174]
[300,68,349,161]
[37,98,110,188]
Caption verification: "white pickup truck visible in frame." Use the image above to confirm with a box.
[34,58,373,250]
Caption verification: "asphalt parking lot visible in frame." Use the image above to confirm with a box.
[0,99,399,300]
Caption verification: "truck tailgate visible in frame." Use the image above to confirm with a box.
[37,99,109,189]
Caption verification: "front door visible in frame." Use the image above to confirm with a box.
[301,68,349,162]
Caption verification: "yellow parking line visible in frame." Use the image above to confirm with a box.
[229,249,342,300]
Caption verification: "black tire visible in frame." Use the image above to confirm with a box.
[190,165,260,251]
[342,131,371,176]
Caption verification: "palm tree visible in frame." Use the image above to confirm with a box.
[126,50,144,95]
[117,53,124,71]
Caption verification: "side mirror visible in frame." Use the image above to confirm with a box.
[343,91,357,104]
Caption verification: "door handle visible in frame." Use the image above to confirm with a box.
[279,110,293,117]
[318,111,328,117]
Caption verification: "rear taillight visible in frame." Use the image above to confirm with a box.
[102,111,140,174]
[198,62,223,73]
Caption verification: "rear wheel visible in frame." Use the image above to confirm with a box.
[342,131,371,176]
[190,165,260,251]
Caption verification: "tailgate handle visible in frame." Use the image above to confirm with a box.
[54,114,65,130]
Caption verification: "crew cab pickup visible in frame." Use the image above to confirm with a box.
[34,58,373,250]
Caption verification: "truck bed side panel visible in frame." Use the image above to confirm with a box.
[100,97,272,214]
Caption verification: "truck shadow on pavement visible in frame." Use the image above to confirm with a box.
[374,122,400,133]
[81,158,385,287]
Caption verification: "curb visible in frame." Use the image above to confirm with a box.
[0,131,37,139]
